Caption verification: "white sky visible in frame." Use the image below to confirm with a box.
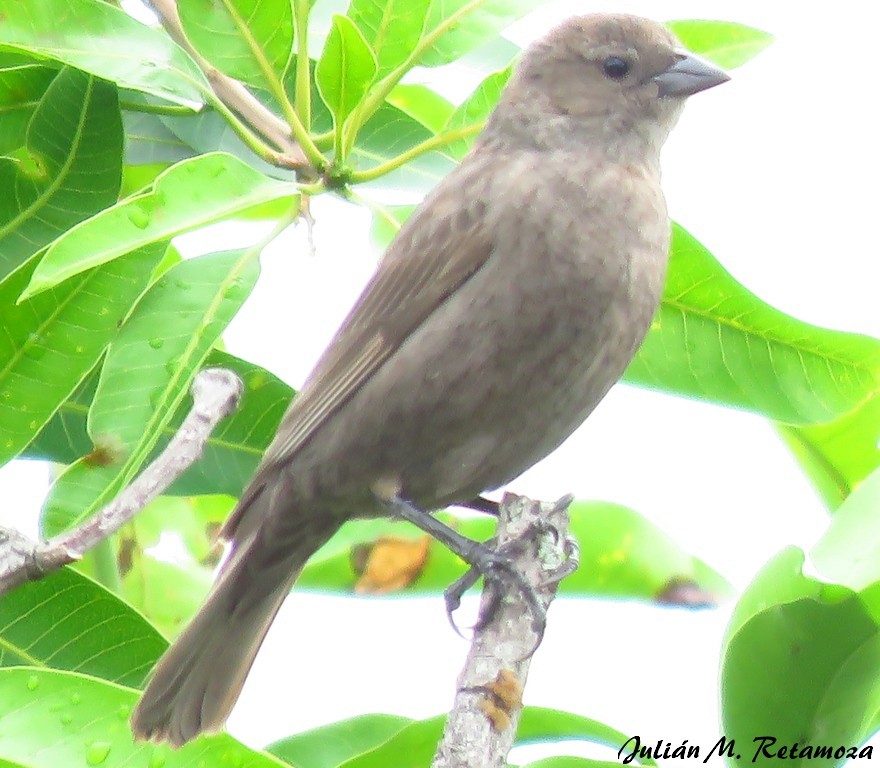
[2,0,879,762]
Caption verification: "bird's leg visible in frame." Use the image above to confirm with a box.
[460,495,500,515]
[442,537,494,637]
[384,496,547,639]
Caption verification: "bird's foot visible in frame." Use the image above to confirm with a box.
[385,495,577,648]
[442,535,547,642]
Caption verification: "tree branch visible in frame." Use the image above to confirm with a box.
[0,368,243,597]
[433,493,578,768]
[145,0,314,172]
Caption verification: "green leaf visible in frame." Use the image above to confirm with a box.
[369,203,415,248]
[516,708,657,766]
[560,502,730,602]
[178,0,293,91]
[456,29,521,75]
[22,366,96,465]
[305,0,350,62]
[810,467,880,596]
[90,249,261,450]
[296,501,730,603]
[385,84,454,133]
[321,708,648,768]
[442,65,511,159]
[316,15,378,128]
[122,110,194,167]
[41,248,262,536]
[352,103,456,194]
[418,0,544,67]
[0,0,208,107]
[0,68,122,279]
[267,713,414,768]
[0,61,57,156]
[0,568,166,688]
[0,668,289,768]
[25,350,294,500]
[0,243,164,467]
[0,51,47,70]
[167,350,294,496]
[624,224,880,424]
[333,715,444,768]
[127,495,219,561]
[722,556,880,768]
[348,0,430,78]
[722,470,880,767]
[151,99,290,179]
[776,393,880,510]
[122,552,214,640]
[22,153,295,298]
[667,20,774,70]
[121,163,173,199]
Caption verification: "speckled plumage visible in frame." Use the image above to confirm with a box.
[132,13,728,746]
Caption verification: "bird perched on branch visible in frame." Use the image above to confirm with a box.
[132,13,728,746]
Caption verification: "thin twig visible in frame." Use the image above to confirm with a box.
[433,493,577,768]
[0,368,243,597]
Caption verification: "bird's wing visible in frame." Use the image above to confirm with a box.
[221,160,496,540]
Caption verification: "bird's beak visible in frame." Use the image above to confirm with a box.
[652,52,730,97]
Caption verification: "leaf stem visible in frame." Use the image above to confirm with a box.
[348,122,483,184]
[312,129,335,150]
[197,87,296,167]
[119,100,197,116]
[215,0,324,169]
[293,0,312,131]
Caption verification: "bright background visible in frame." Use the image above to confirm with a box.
[2,0,879,762]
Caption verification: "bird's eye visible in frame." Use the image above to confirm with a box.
[602,56,630,79]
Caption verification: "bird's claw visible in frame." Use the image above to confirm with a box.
[443,536,548,647]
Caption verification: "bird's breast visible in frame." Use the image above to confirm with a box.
[295,154,671,510]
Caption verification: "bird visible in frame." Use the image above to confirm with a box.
[131,13,729,746]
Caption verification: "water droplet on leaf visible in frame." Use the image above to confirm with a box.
[128,206,151,229]
[86,741,112,765]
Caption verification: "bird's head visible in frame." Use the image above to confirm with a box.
[483,14,729,161]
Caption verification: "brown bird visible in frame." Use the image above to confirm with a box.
[131,13,728,745]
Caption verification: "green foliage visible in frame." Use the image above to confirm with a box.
[0,2,877,766]
[626,225,880,424]
[178,0,295,91]
[0,245,164,466]
[0,568,166,688]
[0,0,208,107]
[296,502,731,602]
[317,16,378,131]
[667,20,774,69]
[0,669,288,768]
[0,68,122,279]
[776,393,880,510]
[268,708,647,768]
[722,468,880,766]
[22,154,295,297]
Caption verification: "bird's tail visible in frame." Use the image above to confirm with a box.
[130,484,341,746]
